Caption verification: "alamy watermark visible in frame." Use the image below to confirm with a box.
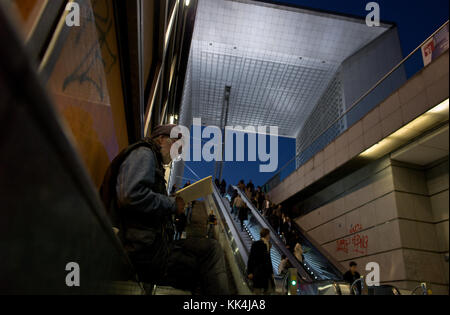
[65,2,80,27]
[366,2,381,27]
[169,118,279,173]
[365,262,380,287]
[65,262,80,287]
[67,2,381,28]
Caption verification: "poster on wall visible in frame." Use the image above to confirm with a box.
[421,24,449,67]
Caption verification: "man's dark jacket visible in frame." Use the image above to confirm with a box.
[100,138,176,282]
[247,240,274,289]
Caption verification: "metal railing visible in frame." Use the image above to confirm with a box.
[210,184,253,292]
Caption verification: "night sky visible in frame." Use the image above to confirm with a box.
[182,0,449,189]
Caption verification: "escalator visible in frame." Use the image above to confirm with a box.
[232,186,343,283]
[206,184,253,294]
[210,184,318,294]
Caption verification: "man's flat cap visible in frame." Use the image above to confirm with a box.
[151,124,180,139]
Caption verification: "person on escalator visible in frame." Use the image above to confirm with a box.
[285,230,297,251]
[100,124,229,295]
[227,184,234,197]
[256,187,265,212]
[247,228,275,295]
[170,184,178,195]
[220,179,227,196]
[344,261,362,294]
[238,205,249,232]
[174,211,187,240]
[246,180,255,196]
[294,243,304,263]
[206,210,217,239]
[280,214,292,238]
[262,195,271,218]
[233,193,245,221]
[278,255,292,276]
[270,207,282,235]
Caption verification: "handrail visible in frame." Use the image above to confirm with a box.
[212,184,250,264]
[266,20,450,190]
[292,222,346,276]
[350,276,365,295]
[211,184,260,291]
[211,185,256,293]
[233,186,313,283]
[411,283,429,295]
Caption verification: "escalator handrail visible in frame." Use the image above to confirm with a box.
[232,186,313,283]
[235,186,344,279]
[211,185,256,292]
[291,223,346,276]
[212,185,250,264]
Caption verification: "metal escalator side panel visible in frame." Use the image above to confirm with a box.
[208,188,252,294]
[211,185,250,266]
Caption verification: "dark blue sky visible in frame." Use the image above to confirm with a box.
[182,129,296,188]
[182,0,449,188]
[271,0,449,76]
[270,0,449,54]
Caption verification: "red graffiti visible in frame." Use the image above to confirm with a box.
[349,224,363,234]
[336,224,369,255]
[336,239,350,254]
[351,233,368,254]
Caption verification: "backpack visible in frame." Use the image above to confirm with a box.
[99,138,162,242]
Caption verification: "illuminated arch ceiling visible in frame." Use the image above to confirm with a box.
[180,0,391,137]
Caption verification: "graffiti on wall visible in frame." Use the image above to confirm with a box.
[336,224,369,255]
[62,0,118,102]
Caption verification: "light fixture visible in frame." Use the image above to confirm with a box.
[185,0,191,6]
[360,98,449,159]
[429,98,449,114]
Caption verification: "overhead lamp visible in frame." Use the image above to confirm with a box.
[360,98,449,159]
[429,98,449,114]
[185,0,191,6]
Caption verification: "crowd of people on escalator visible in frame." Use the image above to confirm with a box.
[228,179,306,268]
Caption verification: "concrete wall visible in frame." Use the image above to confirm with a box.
[295,157,449,294]
[393,160,449,294]
[341,27,406,127]
[425,159,449,290]
[270,50,449,205]
[293,27,406,173]
[426,159,449,257]
[295,159,403,286]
